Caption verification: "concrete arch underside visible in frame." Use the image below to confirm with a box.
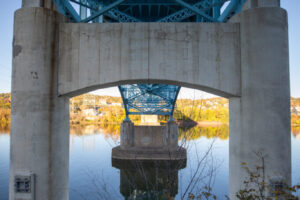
[58,22,241,98]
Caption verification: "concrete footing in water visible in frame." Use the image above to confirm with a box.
[112,120,187,160]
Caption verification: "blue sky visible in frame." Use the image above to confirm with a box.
[0,0,299,98]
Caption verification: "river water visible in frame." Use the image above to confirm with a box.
[0,126,299,199]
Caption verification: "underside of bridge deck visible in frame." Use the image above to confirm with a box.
[54,0,246,116]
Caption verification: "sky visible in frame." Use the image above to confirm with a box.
[0,0,299,99]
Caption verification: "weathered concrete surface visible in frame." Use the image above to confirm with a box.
[133,122,178,149]
[165,120,180,149]
[113,120,186,160]
[229,6,290,198]
[10,7,69,200]
[242,0,280,10]
[134,126,166,148]
[22,0,55,9]
[120,120,134,149]
[58,22,241,98]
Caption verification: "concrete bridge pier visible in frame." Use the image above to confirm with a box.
[229,1,291,198]
[10,1,69,200]
[112,119,186,160]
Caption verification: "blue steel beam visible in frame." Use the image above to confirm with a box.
[62,0,81,22]
[81,0,125,22]
[79,0,87,19]
[70,0,92,8]
[174,0,216,22]
[53,0,245,23]
[52,0,81,22]
[213,0,221,18]
[157,0,228,22]
[70,0,141,22]
[107,8,141,22]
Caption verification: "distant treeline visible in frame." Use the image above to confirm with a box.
[174,98,229,123]
[1,93,300,133]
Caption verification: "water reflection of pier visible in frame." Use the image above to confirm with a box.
[112,159,186,200]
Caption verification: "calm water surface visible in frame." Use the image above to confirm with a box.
[0,127,299,200]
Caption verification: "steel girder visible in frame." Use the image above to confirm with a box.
[119,84,180,116]
[53,0,246,23]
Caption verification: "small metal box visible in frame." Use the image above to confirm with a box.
[14,172,35,200]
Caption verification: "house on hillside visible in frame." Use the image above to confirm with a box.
[99,99,107,105]
[83,97,96,106]
[110,102,122,107]
[82,109,97,116]
[70,99,81,113]
[82,108,100,120]
[295,107,300,115]
[291,106,300,115]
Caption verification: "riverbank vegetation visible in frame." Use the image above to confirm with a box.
[0,93,10,132]
[1,93,300,135]
[68,95,230,125]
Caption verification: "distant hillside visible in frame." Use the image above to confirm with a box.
[0,93,300,132]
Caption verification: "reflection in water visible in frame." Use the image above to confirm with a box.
[0,126,9,134]
[70,124,120,142]
[69,124,230,142]
[67,125,300,199]
[112,159,186,200]
[292,126,300,139]
[0,125,300,199]
[69,125,120,152]
[4,123,300,141]
[71,123,300,142]
[179,125,229,141]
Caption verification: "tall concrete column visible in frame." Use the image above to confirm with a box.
[229,2,290,198]
[10,5,69,200]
